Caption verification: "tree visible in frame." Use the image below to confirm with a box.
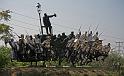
[0,10,13,46]
[0,10,11,21]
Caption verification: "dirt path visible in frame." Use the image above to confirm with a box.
[0,67,119,76]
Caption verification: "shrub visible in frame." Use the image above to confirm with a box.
[0,46,11,68]
[121,70,124,76]
[97,74,104,76]
[83,73,89,76]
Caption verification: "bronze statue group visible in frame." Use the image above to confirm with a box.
[9,13,111,66]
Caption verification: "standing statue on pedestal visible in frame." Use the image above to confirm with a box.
[43,13,56,35]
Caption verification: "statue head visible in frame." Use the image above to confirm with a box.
[96,31,98,35]
[44,13,47,17]
[79,31,81,35]
[21,34,24,39]
[71,31,74,35]
[62,32,65,36]
[90,31,92,34]
[58,34,61,38]
[108,43,110,46]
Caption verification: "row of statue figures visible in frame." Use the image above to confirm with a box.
[9,31,111,66]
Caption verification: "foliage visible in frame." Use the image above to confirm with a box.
[0,10,13,46]
[87,50,124,70]
[0,46,29,68]
[0,46,11,68]
[0,23,12,34]
[0,24,13,45]
[0,10,11,21]
[105,51,122,66]
[121,70,124,76]
[83,74,89,76]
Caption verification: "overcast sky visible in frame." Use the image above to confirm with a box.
[0,0,124,47]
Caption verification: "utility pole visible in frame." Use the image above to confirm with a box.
[116,42,124,76]
[116,42,124,54]
[36,3,43,35]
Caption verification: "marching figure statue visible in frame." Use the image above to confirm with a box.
[76,31,81,39]
[68,31,75,39]
[88,31,93,42]
[43,13,56,35]
[93,31,99,41]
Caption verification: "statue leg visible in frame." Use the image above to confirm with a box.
[49,26,52,34]
[46,27,49,34]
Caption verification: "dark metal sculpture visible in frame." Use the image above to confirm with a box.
[9,31,111,66]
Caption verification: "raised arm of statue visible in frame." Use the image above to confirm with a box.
[48,13,56,18]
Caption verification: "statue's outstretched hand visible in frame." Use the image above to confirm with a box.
[54,13,57,17]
